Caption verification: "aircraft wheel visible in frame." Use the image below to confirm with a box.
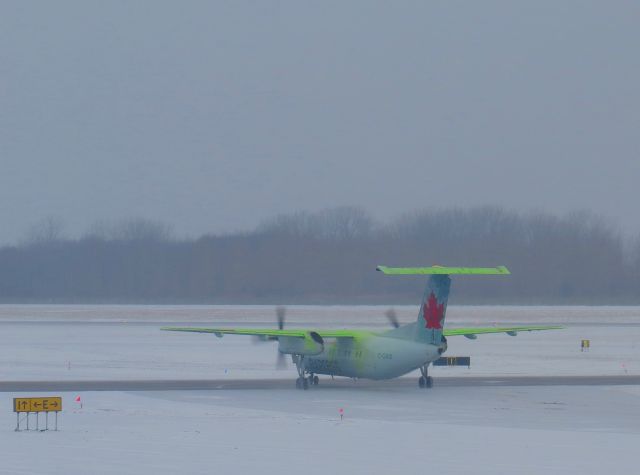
[302,378,309,390]
[418,376,426,388]
[313,375,319,386]
[426,376,433,388]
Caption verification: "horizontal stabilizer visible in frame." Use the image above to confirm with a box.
[376,266,510,275]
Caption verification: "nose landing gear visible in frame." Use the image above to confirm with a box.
[293,356,319,390]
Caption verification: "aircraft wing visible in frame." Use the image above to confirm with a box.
[161,327,357,339]
[162,325,562,339]
[443,325,563,338]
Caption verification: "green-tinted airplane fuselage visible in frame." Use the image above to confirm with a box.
[304,332,441,380]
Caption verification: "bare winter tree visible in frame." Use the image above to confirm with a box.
[0,207,636,303]
[85,218,174,242]
[22,217,65,246]
[258,206,373,240]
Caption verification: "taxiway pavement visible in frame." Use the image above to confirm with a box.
[2,374,640,392]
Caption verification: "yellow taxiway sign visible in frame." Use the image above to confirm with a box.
[13,397,62,413]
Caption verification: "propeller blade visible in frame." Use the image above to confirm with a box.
[385,308,400,328]
[276,305,286,330]
[273,306,288,368]
[276,351,288,370]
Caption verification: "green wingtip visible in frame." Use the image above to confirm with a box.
[496,266,511,275]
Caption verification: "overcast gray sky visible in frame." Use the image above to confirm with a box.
[1,1,639,244]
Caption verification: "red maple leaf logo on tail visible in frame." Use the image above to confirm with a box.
[423,292,444,329]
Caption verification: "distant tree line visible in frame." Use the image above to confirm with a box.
[1,207,638,304]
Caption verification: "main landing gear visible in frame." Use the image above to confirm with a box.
[295,375,319,390]
[419,364,433,389]
[293,355,319,390]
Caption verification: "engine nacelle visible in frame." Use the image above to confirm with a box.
[278,332,324,356]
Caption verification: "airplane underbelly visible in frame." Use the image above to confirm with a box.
[305,354,344,376]
[305,352,371,378]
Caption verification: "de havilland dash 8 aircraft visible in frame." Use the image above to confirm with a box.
[163,266,561,390]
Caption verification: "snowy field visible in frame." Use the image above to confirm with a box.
[1,304,638,380]
[1,305,640,474]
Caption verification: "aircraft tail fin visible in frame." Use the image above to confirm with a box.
[377,266,510,345]
[417,274,451,345]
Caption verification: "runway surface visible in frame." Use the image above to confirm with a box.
[2,375,639,392]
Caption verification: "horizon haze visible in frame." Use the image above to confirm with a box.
[1,1,639,244]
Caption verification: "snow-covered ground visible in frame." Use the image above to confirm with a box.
[0,305,638,380]
[3,385,640,475]
[1,305,639,474]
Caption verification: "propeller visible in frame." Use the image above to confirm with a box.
[275,306,288,369]
[252,305,287,343]
[276,305,286,330]
[385,307,400,328]
[276,351,288,370]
